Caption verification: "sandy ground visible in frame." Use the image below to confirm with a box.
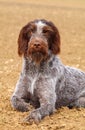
[0,0,85,130]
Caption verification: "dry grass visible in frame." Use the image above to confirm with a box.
[0,0,85,130]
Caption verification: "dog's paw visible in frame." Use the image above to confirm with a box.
[15,102,30,112]
[23,109,41,124]
[19,105,29,112]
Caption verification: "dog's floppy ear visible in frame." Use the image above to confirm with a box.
[48,21,60,55]
[18,25,29,57]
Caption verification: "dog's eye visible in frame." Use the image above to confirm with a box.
[43,30,49,34]
[28,28,34,36]
[29,28,34,34]
[30,28,34,32]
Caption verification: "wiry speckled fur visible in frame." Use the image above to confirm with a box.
[11,19,85,123]
[11,56,85,123]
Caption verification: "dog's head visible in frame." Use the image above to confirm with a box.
[18,19,60,64]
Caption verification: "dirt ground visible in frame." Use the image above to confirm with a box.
[0,0,85,130]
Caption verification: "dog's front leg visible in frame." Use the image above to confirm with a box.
[11,74,30,112]
[24,78,56,123]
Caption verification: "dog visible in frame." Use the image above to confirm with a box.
[11,19,85,123]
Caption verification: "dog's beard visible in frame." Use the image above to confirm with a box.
[28,48,48,65]
[31,52,45,64]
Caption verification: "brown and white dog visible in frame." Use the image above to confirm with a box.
[11,19,85,123]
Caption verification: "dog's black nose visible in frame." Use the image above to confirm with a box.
[34,43,40,48]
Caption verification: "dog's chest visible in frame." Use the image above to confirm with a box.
[28,74,38,95]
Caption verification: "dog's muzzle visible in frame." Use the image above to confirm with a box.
[27,38,48,64]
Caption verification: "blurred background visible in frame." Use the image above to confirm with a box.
[0,0,85,130]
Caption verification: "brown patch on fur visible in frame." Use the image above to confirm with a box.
[18,22,36,57]
[45,22,60,55]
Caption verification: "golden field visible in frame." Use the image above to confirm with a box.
[0,0,85,130]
